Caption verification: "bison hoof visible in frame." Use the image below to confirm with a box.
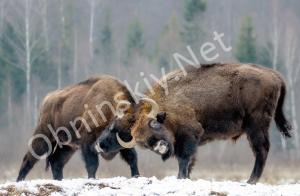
[247,179,257,184]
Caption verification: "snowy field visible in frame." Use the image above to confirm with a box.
[0,177,299,196]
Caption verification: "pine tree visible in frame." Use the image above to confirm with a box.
[125,19,145,65]
[256,42,273,68]
[181,0,206,46]
[31,41,56,86]
[156,13,182,71]
[0,21,26,112]
[235,17,257,63]
[98,12,114,65]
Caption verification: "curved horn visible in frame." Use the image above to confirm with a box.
[115,100,131,118]
[116,132,136,148]
[140,97,159,118]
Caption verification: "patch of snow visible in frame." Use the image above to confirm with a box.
[0,176,299,196]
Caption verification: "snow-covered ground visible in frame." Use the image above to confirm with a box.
[0,176,299,196]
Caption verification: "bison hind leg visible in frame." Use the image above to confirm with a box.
[16,152,38,182]
[244,114,271,184]
[17,137,52,181]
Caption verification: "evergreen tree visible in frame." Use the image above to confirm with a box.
[125,19,145,65]
[31,41,57,86]
[0,21,26,112]
[181,0,206,46]
[59,1,75,86]
[256,42,273,68]
[97,12,114,65]
[235,17,257,63]
[156,13,182,71]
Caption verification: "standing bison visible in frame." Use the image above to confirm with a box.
[17,75,139,181]
[109,63,292,184]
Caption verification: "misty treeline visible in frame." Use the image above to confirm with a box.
[0,0,299,179]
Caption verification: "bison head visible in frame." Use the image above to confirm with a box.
[94,113,136,153]
[131,97,174,161]
[94,100,136,154]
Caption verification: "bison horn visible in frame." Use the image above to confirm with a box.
[115,100,131,118]
[116,132,136,148]
[140,97,159,118]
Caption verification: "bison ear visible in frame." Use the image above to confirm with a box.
[156,112,166,124]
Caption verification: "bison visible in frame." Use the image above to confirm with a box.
[17,75,139,181]
[105,63,292,184]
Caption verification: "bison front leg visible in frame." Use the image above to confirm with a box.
[82,143,99,179]
[175,133,198,179]
[120,148,140,177]
[187,155,196,178]
[177,157,190,179]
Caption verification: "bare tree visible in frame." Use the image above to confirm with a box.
[57,0,65,89]
[73,26,78,83]
[25,0,31,128]
[270,0,281,70]
[0,0,8,33]
[42,0,49,51]
[0,0,47,130]
[283,23,300,157]
[6,77,13,131]
[88,0,95,76]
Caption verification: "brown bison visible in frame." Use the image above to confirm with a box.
[107,63,292,184]
[17,75,139,181]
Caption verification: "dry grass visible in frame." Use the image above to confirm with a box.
[209,190,228,196]
[0,182,121,196]
[0,183,63,196]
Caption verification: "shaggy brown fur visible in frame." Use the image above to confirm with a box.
[17,75,139,181]
[131,63,292,184]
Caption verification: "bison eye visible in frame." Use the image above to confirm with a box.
[149,119,161,129]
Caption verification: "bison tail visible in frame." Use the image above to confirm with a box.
[274,83,292,138]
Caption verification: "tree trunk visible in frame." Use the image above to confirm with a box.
[73,27,78,83]
[25,0,31,128]
[288,78,300,157]
[33,91,38,124]
[7,79,13,131]
[271,0,280,70]
[88,0,95,76]
[0,0,6,33]
[58,45,62,88]
[42,0,49,51]
[58,0,65,88]
[284,28,299,158]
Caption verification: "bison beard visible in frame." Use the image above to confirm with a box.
[131,63,292,184]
